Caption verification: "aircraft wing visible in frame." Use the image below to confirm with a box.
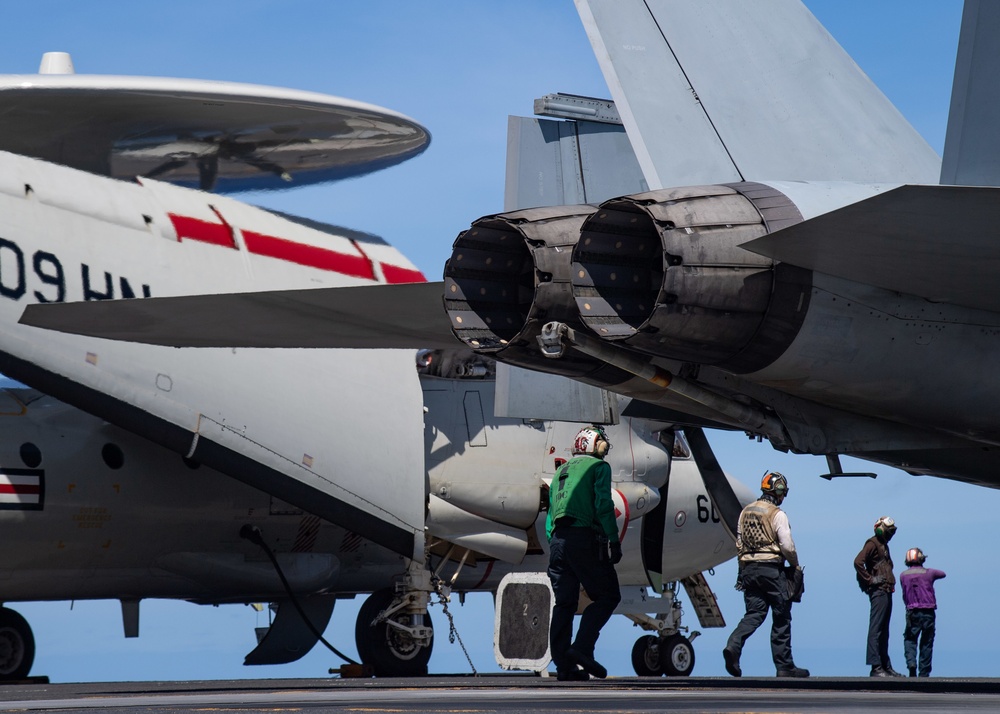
[741,184,1000,315]
[20,281,461,349]
[574,0,940,187]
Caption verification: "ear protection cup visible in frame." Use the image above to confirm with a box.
[573,426,612,457]
[760,471,788,497]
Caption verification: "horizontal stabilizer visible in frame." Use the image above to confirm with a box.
[742,185,1000,314]
[21,282,462,349]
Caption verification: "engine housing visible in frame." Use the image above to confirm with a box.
[572,182,812,372]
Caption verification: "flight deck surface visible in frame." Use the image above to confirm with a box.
[4,676,1000,713]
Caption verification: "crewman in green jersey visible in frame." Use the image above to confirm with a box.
[546,426,621,681]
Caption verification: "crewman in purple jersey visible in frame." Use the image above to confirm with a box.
[899,548,946,677]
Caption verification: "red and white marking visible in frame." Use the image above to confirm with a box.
[0,471,43,509]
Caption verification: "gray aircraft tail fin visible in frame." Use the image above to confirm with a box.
[573,0,940,188]
[941,0,1000,185]
[504,95,647,211]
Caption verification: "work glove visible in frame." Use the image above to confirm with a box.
[609,542,623,565]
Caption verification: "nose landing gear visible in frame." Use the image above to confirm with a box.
[630,632,696,677]
[624,577,719,677]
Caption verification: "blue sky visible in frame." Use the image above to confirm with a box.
[6,0,991,682]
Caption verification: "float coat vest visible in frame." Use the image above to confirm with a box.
[545,455,619,544]
[855,536,895,593]
[737,499,783,564]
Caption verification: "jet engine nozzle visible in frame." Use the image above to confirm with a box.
[444,205,593,350]
[571,182,809,372]
[444,206,632,384]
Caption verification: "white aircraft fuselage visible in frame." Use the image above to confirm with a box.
[0,146,742,678]
[0,151,429,562]
[0,382,736,602]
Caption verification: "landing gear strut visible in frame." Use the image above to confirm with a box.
[0,607,34,680]
[355,560,436,677]
[625,584,703,677]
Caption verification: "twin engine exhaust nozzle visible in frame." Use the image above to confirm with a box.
[443,182,806,375]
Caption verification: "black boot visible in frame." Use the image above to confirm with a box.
[556,667,589,681]
[722,648,742,678]
[567,647,607,680]
[776,665,809,678]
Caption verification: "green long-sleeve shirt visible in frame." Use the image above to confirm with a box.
[545,455,619,543]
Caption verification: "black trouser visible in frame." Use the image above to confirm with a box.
[547,526,621,671]
[866,589,894,667]
[904,608,936,676]
[725,561,794,670]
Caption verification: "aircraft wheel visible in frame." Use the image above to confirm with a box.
[355,588,433,677]
[0,607,34,680]
[630,634,662,676]
[660,633,695,677]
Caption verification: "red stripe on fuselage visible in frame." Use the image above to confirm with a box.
[167,213,421,283]
[0,484,39,495]
[168,214,236,248]
[380,263,427,284]
[242,230,376,280]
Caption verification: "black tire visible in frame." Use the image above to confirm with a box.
[660,633,695,677]
[355,588,433,677]
[630,634,662,676]
[0,608,34,680]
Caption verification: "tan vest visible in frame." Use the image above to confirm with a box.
[737,499,782,563]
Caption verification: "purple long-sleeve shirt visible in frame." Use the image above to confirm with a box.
[899,566,946,609]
